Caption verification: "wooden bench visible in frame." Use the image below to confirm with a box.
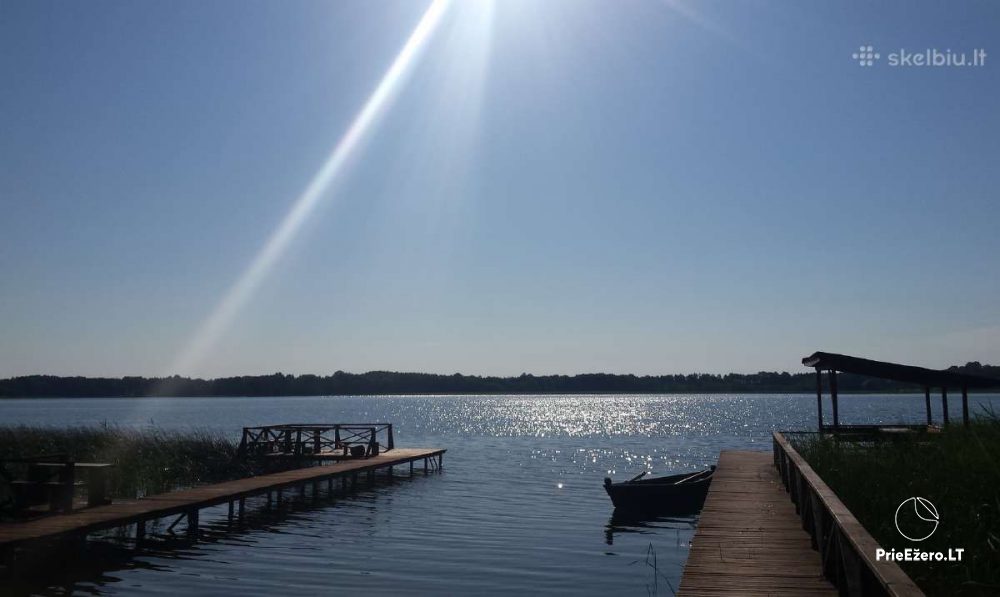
[30,462,114,508]
[1,458,114,514]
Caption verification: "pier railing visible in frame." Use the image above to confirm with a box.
[772,431,924,596]
[238,424,394,460]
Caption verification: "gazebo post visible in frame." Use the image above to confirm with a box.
[829,369,839,431]
[924,386,932,426]
[815,368,824,431]
[941,387,949,426]
[962,386,969,428]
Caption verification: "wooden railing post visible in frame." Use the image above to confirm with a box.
[815,368,824,430]
[829,370,839,431]
[942,388,949,426]
[924,387,932,426]
[962,386,969,428]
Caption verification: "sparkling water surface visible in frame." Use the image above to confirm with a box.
[2,393,997,596]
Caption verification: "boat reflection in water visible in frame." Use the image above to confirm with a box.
[604,508,698,546]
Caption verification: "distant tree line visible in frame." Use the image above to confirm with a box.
[1,362,997,397]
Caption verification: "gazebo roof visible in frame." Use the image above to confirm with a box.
[802,351,1000,389]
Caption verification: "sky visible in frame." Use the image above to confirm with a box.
[1,0,998,378]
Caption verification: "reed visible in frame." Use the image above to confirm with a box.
[791,414,1000,595]
[0,425,253,499]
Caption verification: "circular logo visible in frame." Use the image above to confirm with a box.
[894,497,939,542]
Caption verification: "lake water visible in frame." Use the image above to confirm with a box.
[2,393,997,596]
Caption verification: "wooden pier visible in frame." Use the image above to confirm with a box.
[678,450,837,596]
[0,447,444,554]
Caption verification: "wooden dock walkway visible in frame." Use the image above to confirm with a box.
[678,450,837,596]
[0,447,444,550]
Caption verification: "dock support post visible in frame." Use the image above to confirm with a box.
[136,521,146,548]
[962,386,969,428]
[228,500,234,523]
[2,546,14,574]
[924,386,932,426]
[439,454,443,469]
[238,497,245,521]
[815,368,823,431]
[328,477,333,493]
[342,476,347,491]
[942,388,950,426]
[267,491,273,509]
[829,370,839,431]
[410,461,414,476]
[388,465,393,479]
[187,509,199,538]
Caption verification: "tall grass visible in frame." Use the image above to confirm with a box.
[790,415,1000,595]
[0,425,253,501]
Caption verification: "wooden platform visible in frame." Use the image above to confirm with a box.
[0,447,444,550]
[678,451,837,596]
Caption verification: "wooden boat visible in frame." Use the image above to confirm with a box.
[603,467,714,514]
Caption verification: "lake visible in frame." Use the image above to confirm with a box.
[2,393,997,595]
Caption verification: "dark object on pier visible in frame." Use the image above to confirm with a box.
[237,423,394,461]
[603,467,714,514]
[0,454,113,518]
[803,351,1000,432]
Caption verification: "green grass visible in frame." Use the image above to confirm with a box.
[0,425,254,502]
[790,416,1000,596]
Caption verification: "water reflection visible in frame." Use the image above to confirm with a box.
[604,510,697,546]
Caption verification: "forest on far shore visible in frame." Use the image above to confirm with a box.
[1,362,998,397]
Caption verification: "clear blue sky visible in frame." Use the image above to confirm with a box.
[2,0,998,377]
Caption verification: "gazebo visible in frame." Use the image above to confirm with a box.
[802,351,1000,431]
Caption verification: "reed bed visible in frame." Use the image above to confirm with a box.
[0,425,253,500]
[790,415,1000,595]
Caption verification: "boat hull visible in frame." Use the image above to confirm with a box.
[603,470,712,514]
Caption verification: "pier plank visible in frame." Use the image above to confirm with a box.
[677,450,836,596]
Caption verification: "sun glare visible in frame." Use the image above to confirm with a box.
[166,0,452,376]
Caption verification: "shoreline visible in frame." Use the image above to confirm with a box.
[3,389,1000,400]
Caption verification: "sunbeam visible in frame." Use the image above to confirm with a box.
[166,0,452,376]
[657,0,760,60]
